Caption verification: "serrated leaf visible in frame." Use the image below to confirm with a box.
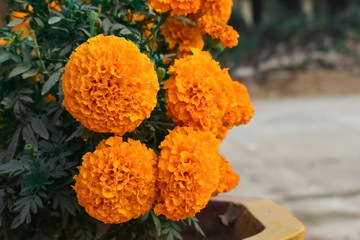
[7,19,25,27]
[0,160,26,176]
[139,211,150,223]
[34,17,44,28]
[10,214,22,229]
[65,126,83,142]
[48,16,62,25]
[22,68,38,79]
[111,23,126,31]
[78,28,91,38]
[151,210,161,240]
[59,44,72,57]
[5,126,22,161]
[22,124,38,151]
[31,118,49,140]
[8,64,32,79]
[19,95,34,103]
[102,18,111,34]
[42,72,60,95]
[0,52,11,64]
[119,28,132,35]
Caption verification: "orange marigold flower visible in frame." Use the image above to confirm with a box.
[198,0,233,23]
[212,154,239,196]
[43,94,56,102]
[11,11,30,40]
[73,137,157,224]
[62,34,159,136]
[165,49,232,136]
[198,15,239,48]
[161,18,204,58]
[149,0,201,16]
[222,81,255,128]
[154,126,221,220]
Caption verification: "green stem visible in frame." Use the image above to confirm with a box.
[88,11,98,37]
[143,12,170,46]
[30,30,47,73]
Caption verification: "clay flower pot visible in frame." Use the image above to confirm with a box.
[183,195,305,240]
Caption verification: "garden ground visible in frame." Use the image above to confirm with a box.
[219,69,360,240]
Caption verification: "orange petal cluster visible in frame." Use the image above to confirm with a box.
[154,126,221,220]
[222,81,254,128]
[198,15,239,48]
[165,49,254,138]
[73,137,157,224]
[161,18,204,58]
[149,0,201,16]
[212,154,239,196]
[62,34,159,136]
[11,11,30,40]
[197,0,233,23]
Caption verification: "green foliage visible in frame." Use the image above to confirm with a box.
[0,0,204,239]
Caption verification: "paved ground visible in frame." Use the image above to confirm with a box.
[219,94,360,240]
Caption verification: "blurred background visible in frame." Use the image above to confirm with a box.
[220,0,360,240]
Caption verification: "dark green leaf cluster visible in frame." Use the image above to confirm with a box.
[0,0,204,239]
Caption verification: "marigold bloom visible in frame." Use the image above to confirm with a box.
[198,0,233,23]
[62,34,159,135]
[212,154,239,196]
[165,49,232,136]
[43,94,56,102]
[222,81,255,128]
[11,11,30,40]
[154,126,221,220]
[161,18,204,58]
[149,0,201,16]
[198,15,239,48]
[73,137,157,224]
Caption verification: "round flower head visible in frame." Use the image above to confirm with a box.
[212,154,239,196]
[154,126,221,220]
[62,34,159,135]
[73,137,157,224]
[198,15,239,48]
[161,18,204,58]
[222,81,255,128]
[164,49,232,136]
[198,0,233,23]
[149,0,201,16]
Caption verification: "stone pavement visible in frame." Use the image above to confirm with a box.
[219,95,360,240]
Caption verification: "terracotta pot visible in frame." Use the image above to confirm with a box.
[182,195,305,240]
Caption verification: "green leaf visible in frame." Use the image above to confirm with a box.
[0,52,12,64]
[59,44,72,57]
[42,72,60,95]
[22,68,39,79]
[5,126,22,161]
[22,124,38,151]
[139,211,150,223]
[7,19,25,27]
[151,210,161,240]
[34,17,44,28]
[8,64,32,79]
[65,125,83,142]
[48,16,62,25]
[0,159,29,176]
[31,118,49,140]
[19,95,34,103]
[102,18,111,34]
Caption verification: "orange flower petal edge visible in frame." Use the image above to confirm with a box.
[212,154,240,196]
